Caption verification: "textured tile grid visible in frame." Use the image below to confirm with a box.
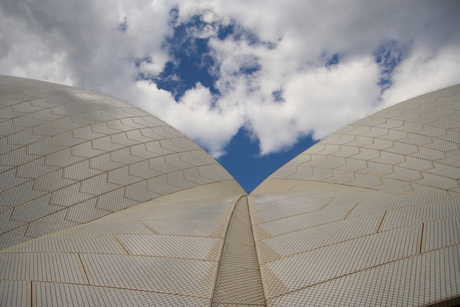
[269,246,460,307]
[0,252,87,284]
[424,217,460,252]
[117,234,221,260]
[0,186,243,306]
[0,280,29,307]
[35,282,209,307]
[254,202,355,240]
[257,211,383,264]
[0,76,235,250]
[2,233,126,254]
[251,85,460,306]
[0,76,248,306]
[83,253,216,297]
[2,77,460,306]
[141,220,225,237]
[262,224,419,297]
[212,196,265,306]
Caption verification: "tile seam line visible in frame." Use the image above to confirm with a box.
[0,179,241,251]
[77,253,91,284]
[16,279,213,301]
[253,179,384,194]
[1,86,154,125]
[4,107,150,137]
[266,243,460,302]
[0,74,199,148]
[251,192,350,207]
[258,221,443,265]
[115,233,223,239]
[6,210,456,258]
[112,234,133,255]
[1,112,170,158]
[320,83,458,140]
[252,202,360,227]
[0,124,189,173]
[348,118,455,140]
[0,250,223,262]
[30,280,34,307]
[420,295,460,307]
[251,194,360,211]
[252,193,454,225]
[291,142,454,169]
[258,177,454,196]
[20,137,198,180]
[375,210,388,233]
[0,146,202,202]
[4,157,221,220]
[137,220,159,235]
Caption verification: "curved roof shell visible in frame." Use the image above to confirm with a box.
[252,84,460,306]
[1,75,459,306]
[0,75,243,249]
[0,75,247,306]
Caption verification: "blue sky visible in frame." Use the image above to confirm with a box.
[140,12,318,192]
[1,0,460,193]
[218,129,316,192]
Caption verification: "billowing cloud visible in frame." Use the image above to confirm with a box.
[381,45,460,106]
[1,0,459,157]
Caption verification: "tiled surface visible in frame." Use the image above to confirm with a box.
[1,76,460,306]
[211,196,265,306]
[0,253,87,284]
[0,183,243,305]
[269,246,460,306]
[252,84,460,306]
[0,76,245,306]
[118,234,221,260]
[83,253,216,297]
[0,75,236,250]
[0,280,29,307]
[262,224,419,298]
[35,282,209,307]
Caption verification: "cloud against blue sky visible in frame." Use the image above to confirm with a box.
[1,0,460,162]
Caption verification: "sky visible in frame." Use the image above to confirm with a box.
[1,1,460,193]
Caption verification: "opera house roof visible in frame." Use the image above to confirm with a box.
[0,75,459,306]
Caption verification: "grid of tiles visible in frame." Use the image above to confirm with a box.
[268,85,460,197]
[0,75,235,250]
[212,196,265,306]
[0,183,244,306]
[251,85,460,306]
[2,75,460,306]
[270,245,460,306]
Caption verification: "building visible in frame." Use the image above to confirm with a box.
[0,75,459,306]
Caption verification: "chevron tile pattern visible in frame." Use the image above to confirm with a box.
[0,76,239,250]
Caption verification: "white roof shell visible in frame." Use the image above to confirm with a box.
[1,75,459,306]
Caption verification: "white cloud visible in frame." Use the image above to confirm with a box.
[1,0,459,157]
[131,81,243,158]
[247,57,381,154]
[381,45,460,107]
[0,8,72,84]
[169,84,243,158]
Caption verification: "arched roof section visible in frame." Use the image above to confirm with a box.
[250,84,460,306]
[0,75,243,250]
